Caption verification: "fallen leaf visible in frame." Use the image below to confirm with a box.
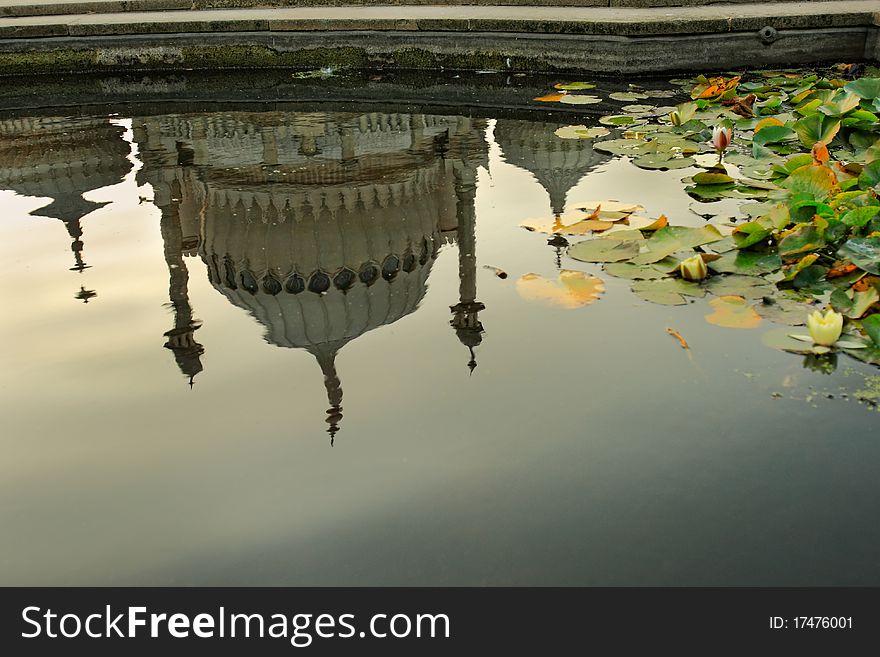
[534,93,565,102]
[516,270,605,309]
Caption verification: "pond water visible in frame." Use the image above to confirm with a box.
[1,73,878,586]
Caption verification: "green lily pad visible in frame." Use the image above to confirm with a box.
[861,314,880,346]
[708,250,782,275]
[632,225,724,265]
[752,125,797,145]
[753,297,811,325]
[603,262,668,280]
[610,91,649,102]
[838,237,880,274]
[554,81,596,90]
[559,94,602,105]
[844,78,880,100]
[762,327,816,354]
[632,278,706,306]
[632,155,696,171]
[706,274,775,299]
[794,113,841,148]
[568,237,642,263]
[841,206,880,227]
[599,114,640,127]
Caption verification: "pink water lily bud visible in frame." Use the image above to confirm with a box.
[711,126,733,153]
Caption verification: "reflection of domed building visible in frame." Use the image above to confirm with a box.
[493,120,610,216]
[134,110,488,442]
[0,116,133,280]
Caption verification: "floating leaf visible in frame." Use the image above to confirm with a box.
[610,91,649,102]
[621,104,656,114]
[838,237,880,274]
[844,78,880,100]
[762,327,816,354]
[782,164,839,200]
[752,125,797,145]
[559,94,602,105]
[779,225,825,258]
[534,93,565,102]
[603,262,668,280]
[705,295,763,329]
[599,114,639,126]
[841,206,880,227]
[553,125,610,140]
[568,236,642,263]
[794,113,841,148]
[862,314,880,346]
[846,287,880,319]
[632,154,696,170]
[632,278,706,306]
[573,200,646,220]
[706,274,775,299]
[554,81,596,91]
[755,116,785,132]
[516,271,605,309]
[732,222,771,249]
[753,297,811,325]
[632,224,724,264]
[691,75,741,100]
[708,250,782,275]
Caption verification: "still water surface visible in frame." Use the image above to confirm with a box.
[1,92,878,585]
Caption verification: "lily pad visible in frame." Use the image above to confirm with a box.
[559,95,603,105]
[708,250,782,275]
[838,237,880,274]
[554,81,596,91]
[554,125,610,140]
[603,262,668,280]
[753,297,811,325]
[599,114,640,127]
[568,236,642,263]
[632,155,696,170]
[632,278,706,306]
[706,274,775,299]
[762,327,816,354]
[632,225,724,265]
[610,91,649,102]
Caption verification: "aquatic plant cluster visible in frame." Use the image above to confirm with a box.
[532,67,880,368]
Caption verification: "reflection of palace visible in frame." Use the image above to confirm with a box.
[0,111,607,443]
[0,116,132,298]
[133,111,488,442]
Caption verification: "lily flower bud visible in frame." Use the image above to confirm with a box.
[806,309,843,347]
[679,254,709,281]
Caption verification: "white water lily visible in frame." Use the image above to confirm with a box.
[806,309,843,347]
[679,254,708,281]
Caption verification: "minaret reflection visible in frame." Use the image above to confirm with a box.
[134,110,488,443]
[493,119,610,265]
[0,116,132,294]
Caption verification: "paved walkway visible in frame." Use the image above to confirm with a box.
[0,1,876,74]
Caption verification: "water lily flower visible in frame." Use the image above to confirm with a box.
[711,126,733,156]
[679,254,708,281]
[669,110,682,126]
[806,309,843,347]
